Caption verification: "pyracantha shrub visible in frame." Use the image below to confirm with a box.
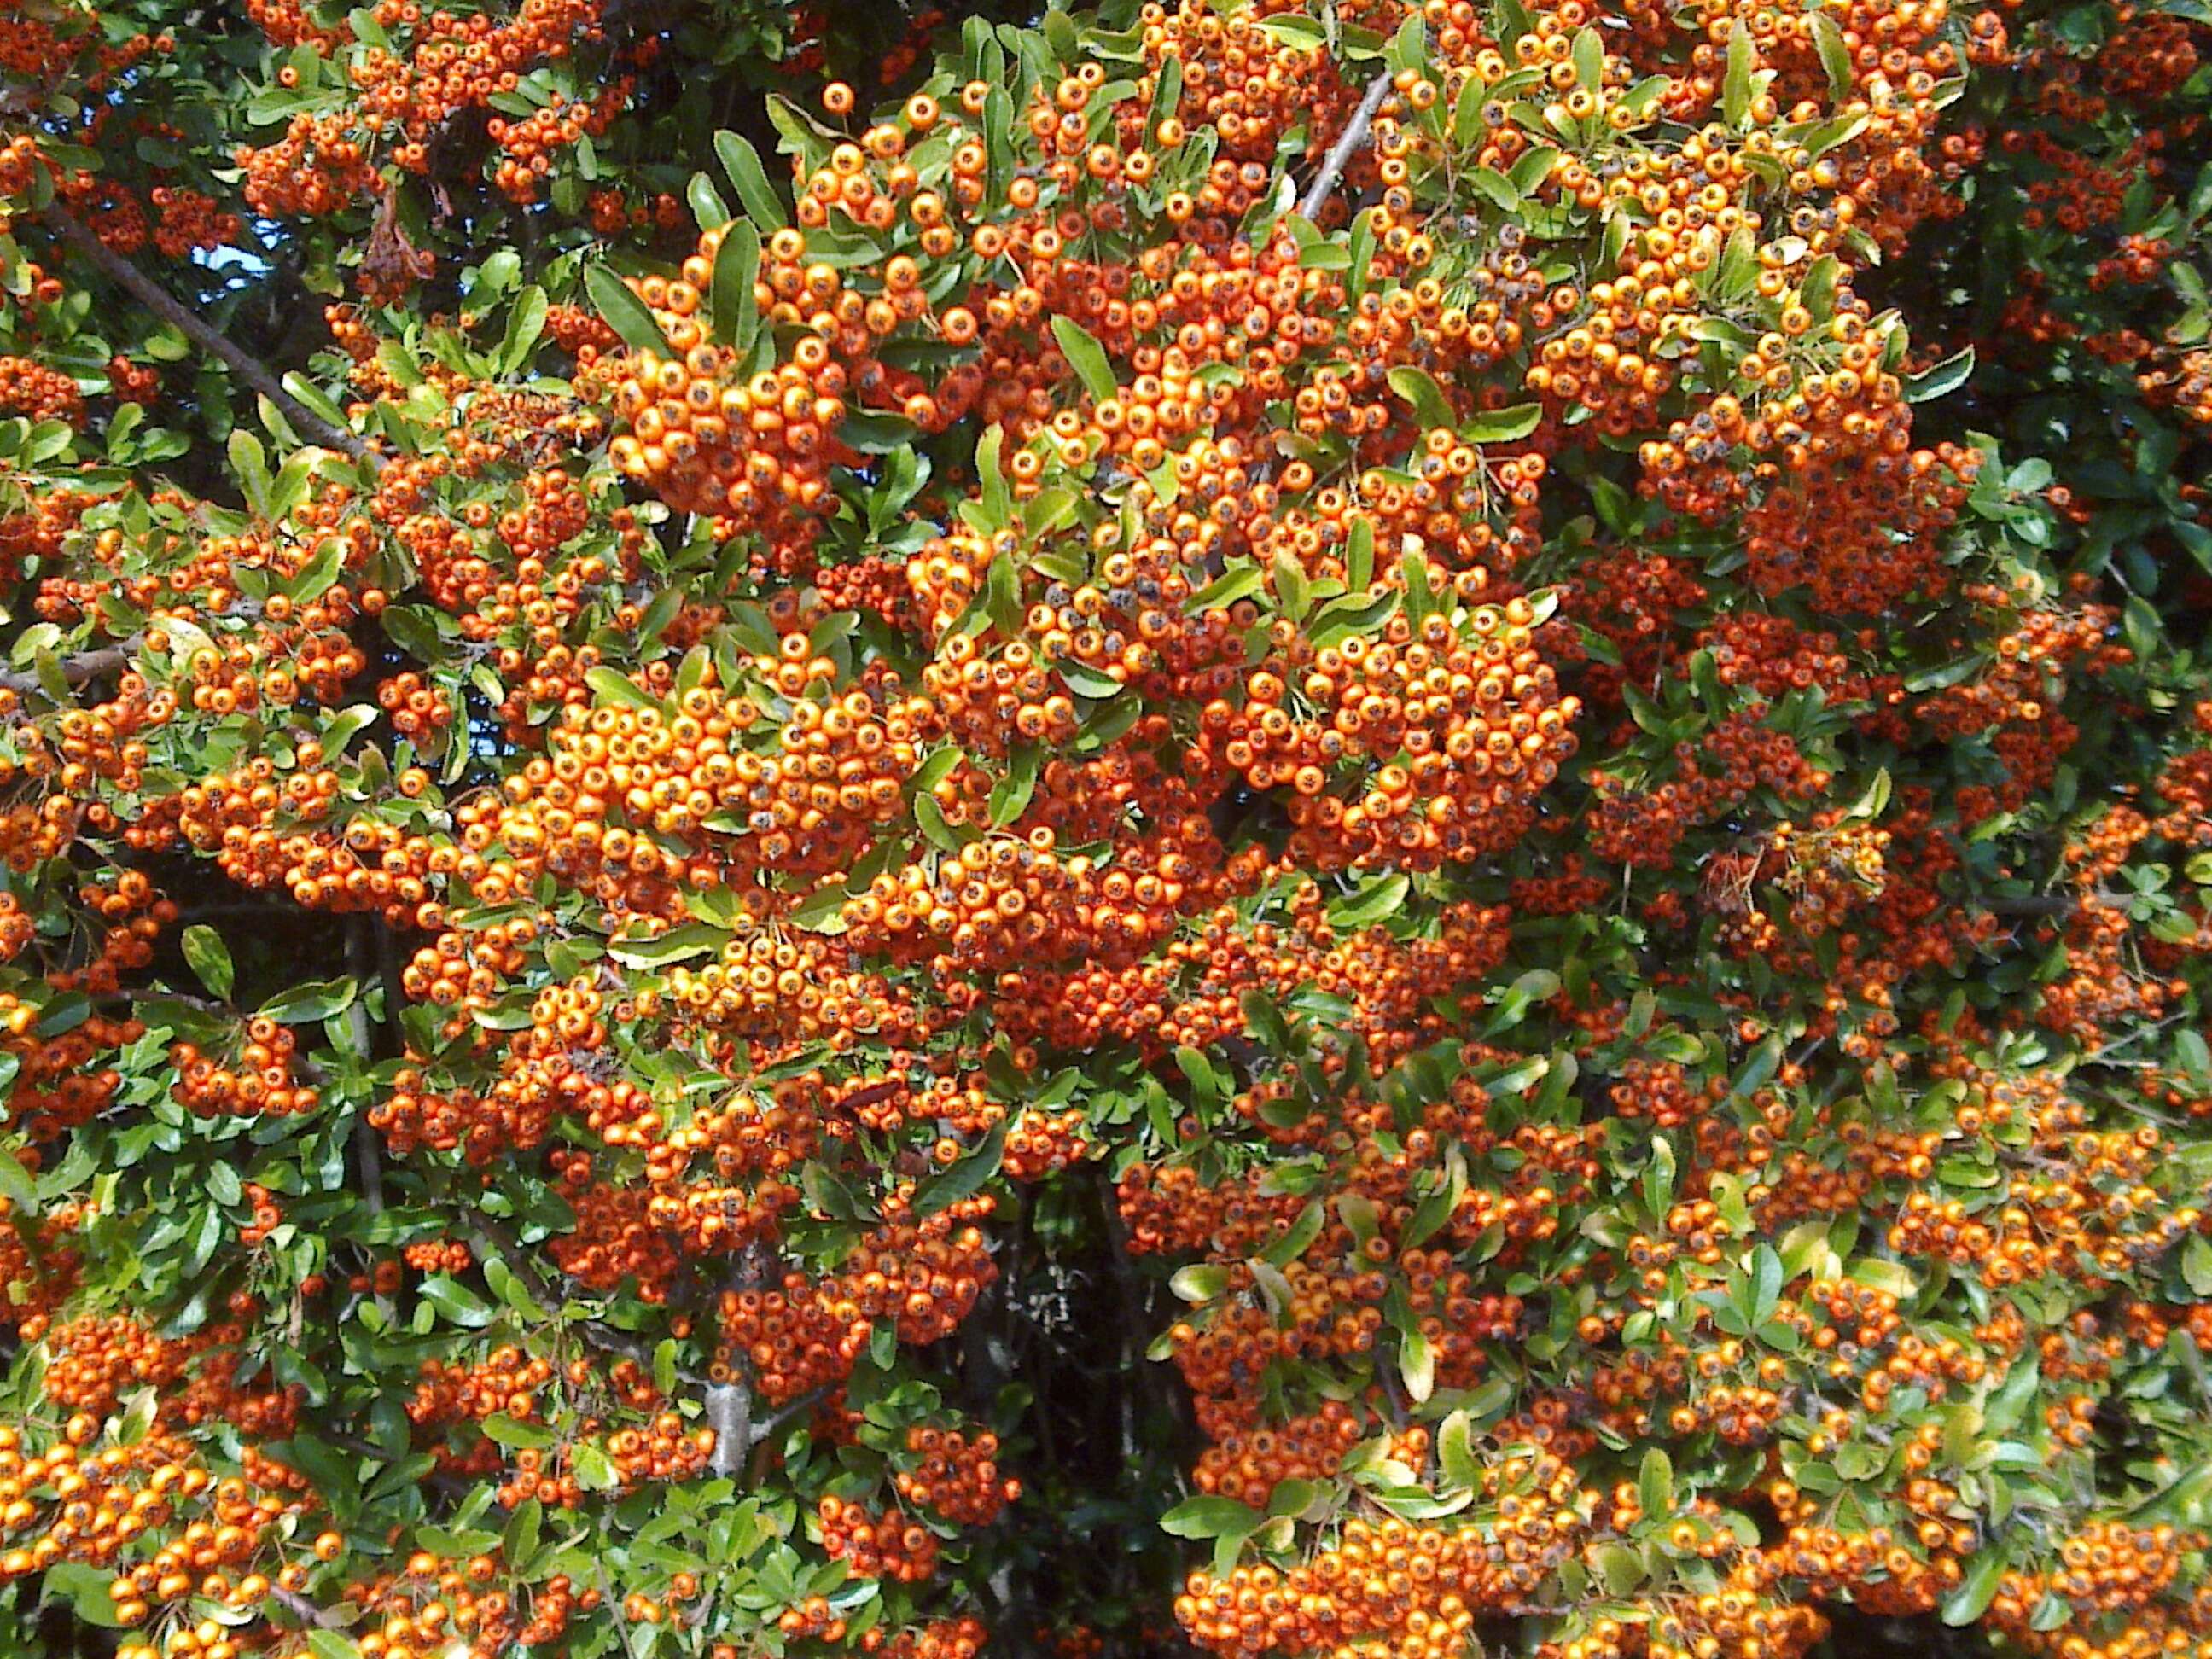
[0,0,2206,1655]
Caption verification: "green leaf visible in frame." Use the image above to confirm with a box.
[914,1122,1006,1218]
[1905,346,1976,404]
[1253,14,1324,46]
[228,428,271,518]
[1389,12,1427,73]
[989,746,1042,826]
[1809,11,1854,99]
[259,977,356,1024]
[1626,988,1657,1038]
[1589,1541,1645,1597]
[765,91,837,174]
[1398,1328,1435,1403]
[637,586,684,649]
[1749,1243,1785,1325]
[1176,1045,1222,1105]
[1452,77,1487,148]
[986,549,1023,636]
[1057,660,1124,699]
[1438,1410,1480,1487]
[1845,766,1891,821]
[419,1275,494,1328]
[1348,210,1377,298]
[1468,166,1522,213]
[1801,254,1841,322]
[1800,112,1868,160]
[474,248,521,299]
[712,221,762,353]
[1241,988,1291,1050]
[1459,404,1543,444]
[283,371,352,436]
[1401,548,1436,632]
[499,286,549,375]
[1183,562,1266,614]
[1327,874,1408,929]
[607,922,729,968]
[1509,144,1561,195]
[2181,1234,2212,1298]
[715,130,788,229]
[1571,25,1604,90]
[687,171,731,230]
[914,793,964,852]
[838,410,918,461]
[0,1149,35,1217]
[504,1498,544,1575]
[571,1441,618,1491]
[785,879,849,934]
[1639,1447,1674,1516]
[482,1413,556,1449]
[1145,44,1184,123]
[1336,1192,1381,1249]
[1294,232,1350,271]
[585,265,672,357]
[182,924,235,1000]
[1170,1264,1229,1302]
[1345,518,1375,590]
[1644,1134,1678,1219]
[908,746,964,798]
[975,424,1011,528]
[286,536,345,604]
[1258,1199,1325,1268]
[43,1563,127,1628]
[1051,315,1117,404]
[1267,1478,1326,1521]
[586,666,667,713]
[1400,1158,1464,1251]
[1941,1545,2007,1627]
[1728,1033,1782,1101]
[1723,24,1755,125]
[1159,1496,1262,1540]
[1387,366,1457,432]
[484,1255,546,1319]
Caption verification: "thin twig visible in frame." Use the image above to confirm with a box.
[1301,73,1392,221]
[832,1078,907,1117]
[40,203,380,469]
[94,987,226,1015]
[747,1382,830,1447]
[271,1586,348,1631]
[1982,894,2080,918]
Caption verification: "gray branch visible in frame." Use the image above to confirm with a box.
[0,635,142,698]
[41,203,380,469]
[705,1383,750,1476]
[1301,73,1392,221]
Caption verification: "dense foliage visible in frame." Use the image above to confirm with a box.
[0,0,2207,1654]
